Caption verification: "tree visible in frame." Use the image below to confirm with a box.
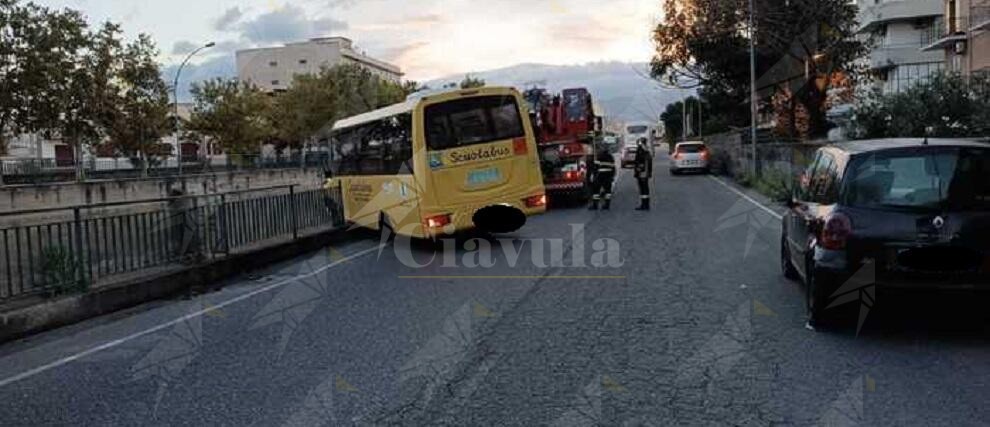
[100,33,171,175]
[651,0,867,138]
[271,64,408,150]
[402,80,424,96]
[186,79,274,155]
[459,74,486,89]
[272,72,339,150]
[31,6,96,180]
[0,1,91,163]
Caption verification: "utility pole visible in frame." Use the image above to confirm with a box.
[698,99,704,139]
[173,41,215,177]
[749,0,759,176]
[682,97,688,142]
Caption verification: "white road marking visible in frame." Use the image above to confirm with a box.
[0,244,384,389]
[707,175,784,221]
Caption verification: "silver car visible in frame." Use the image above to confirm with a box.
[669,141,710,175]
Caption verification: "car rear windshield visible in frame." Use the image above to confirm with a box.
[843,147,990,211]
[678,144,706,153]
[425,95,524,151]
[627,126,648,134]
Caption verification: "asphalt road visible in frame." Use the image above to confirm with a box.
[1,157,989,426]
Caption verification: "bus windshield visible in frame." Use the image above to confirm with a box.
[425,95,524,151]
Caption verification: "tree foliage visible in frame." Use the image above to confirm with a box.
[459,74,486,89]
[0,0,170,171]
[186,79,274,155]
[190,64,407,153]
[846,73,990,140]
[651,0,867,138]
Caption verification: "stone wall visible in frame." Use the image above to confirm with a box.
[704,131,825,181]
[1,168,324,227]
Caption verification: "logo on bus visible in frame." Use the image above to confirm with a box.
[448,145,512,165]
[429,153,444,169]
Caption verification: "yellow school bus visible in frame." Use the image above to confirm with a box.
[324,87,547,238]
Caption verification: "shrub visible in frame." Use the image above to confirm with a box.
[40,246,89,296]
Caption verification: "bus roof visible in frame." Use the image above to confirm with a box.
[333,97,419,131]
[332,86,521,132]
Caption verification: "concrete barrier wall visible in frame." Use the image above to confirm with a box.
[1,168,324,214]
[704,132,825,181]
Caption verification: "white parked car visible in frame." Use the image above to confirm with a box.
[669,141,710,175]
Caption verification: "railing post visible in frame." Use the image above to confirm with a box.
[219,193,229,255]
[72,207,86,288]
[290,185,298,240]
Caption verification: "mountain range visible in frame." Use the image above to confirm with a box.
[427,62,687,123]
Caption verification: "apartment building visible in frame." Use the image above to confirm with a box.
[858,0,947,94]
[236,37,403,92]
[923,0,990,78]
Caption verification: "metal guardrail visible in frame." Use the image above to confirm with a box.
[0,153,332,185]
[0,185,344,301]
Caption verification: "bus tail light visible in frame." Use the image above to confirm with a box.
[513,137,529,155]
[425,214,452,229]
[525,194,547,208]
[820,212,852,250]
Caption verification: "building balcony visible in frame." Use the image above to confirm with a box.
[868,43,945,70]
[858,0,945,33]
[973,5,990,32]
[922,17,971,51]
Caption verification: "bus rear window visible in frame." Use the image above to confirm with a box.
[425,95,524,151]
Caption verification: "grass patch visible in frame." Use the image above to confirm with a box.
[736,169,794,203]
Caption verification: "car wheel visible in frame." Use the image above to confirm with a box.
[781,236,800,281]
[670,169,679,176]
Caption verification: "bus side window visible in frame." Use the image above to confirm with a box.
[384,114,413,175]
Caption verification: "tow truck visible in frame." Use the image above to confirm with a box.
[523,87,599,202]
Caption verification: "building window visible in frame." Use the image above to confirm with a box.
[269,61,278,67]
[299,59,308,65]
[272,80,280,86]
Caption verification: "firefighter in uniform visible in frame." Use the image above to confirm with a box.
[633,137,653,211]
[588,144,616,210]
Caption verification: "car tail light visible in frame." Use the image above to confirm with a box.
[513,137,528,155]
[525,194,547,208]
[700,150,710,161]
[425,214,452,229]
[820,212,852,250]
[674,153,683,160]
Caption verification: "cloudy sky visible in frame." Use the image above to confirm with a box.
[34,0,661,82]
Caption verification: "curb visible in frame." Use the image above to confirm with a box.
[0,227,351,345]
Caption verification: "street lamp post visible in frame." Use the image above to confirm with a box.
[748,0,758,176]
[173,42,215,176]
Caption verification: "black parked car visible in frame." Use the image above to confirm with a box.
[781,139,990,325]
